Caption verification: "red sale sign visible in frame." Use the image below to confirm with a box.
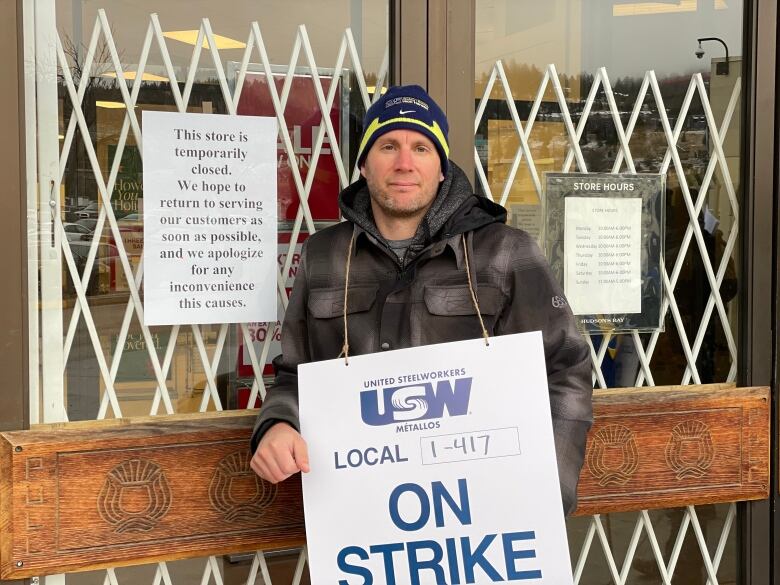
[236,231,306,379]
[237,71,343,222]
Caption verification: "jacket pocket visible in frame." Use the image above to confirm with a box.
[424,284,503,316]
[309,285,378,318]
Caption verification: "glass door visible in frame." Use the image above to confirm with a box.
[33,1,389,583]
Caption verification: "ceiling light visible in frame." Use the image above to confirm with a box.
[613,0,697,17]
[163,30,246,50]
[96,101,130,109]
[102,71,170,82]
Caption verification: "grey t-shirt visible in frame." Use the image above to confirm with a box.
[387,237,414,264]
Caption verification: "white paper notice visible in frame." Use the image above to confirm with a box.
[299,333,573,585]
[564,197,642,315]
[142,111,277,326]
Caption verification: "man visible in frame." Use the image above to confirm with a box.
[250,85,593,514]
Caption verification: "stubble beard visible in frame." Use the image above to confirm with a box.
[365,175,437,219]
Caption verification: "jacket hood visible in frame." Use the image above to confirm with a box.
[338,161,507,260]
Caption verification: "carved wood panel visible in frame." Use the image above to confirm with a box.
[0,412,304,578]
[574,384,769,515]
[0,386,769,578]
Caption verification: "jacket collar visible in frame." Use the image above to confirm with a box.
[352,223,466,270]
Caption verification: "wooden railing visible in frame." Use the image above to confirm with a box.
[0,384,769,579]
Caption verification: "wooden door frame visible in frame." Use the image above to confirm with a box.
[390,0,475,176]
[741,0,777,583]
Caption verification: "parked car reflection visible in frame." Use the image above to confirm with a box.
[63,222,93,242]
[76,218,99,233]
[76,201,100,219]
[64,241,120,296]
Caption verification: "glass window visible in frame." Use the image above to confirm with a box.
[476,2,743,583]
[53,0,388,421]
[477,0,742,385]
[50,4,387,582]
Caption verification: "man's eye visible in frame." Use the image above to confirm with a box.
[415,146,430,153]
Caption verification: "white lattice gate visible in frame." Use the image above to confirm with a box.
[473,60,741,585]
[27,1,741,583]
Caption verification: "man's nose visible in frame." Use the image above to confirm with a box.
[394,145,414,171]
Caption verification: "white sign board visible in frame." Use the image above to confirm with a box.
[299,333,573,585]
[563,196,642,315]
[142,111,277,325]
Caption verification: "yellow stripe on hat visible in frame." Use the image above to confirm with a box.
[357,116,450,160]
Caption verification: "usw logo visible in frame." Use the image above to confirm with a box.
[360,378,472,426]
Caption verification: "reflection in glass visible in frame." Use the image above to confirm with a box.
[476,1,742,583]
[476,0,741,385]
[54,1,388,422]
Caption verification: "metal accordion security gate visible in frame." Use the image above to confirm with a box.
[473,59,741,585]
[27,1,743,583]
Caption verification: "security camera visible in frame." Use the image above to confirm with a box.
[695,47,705,59]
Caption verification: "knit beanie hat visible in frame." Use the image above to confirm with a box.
[356,85,450,174]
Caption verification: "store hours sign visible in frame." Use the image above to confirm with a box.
[299,333,574,584]
[544,173,664,333]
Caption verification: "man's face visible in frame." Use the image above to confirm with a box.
[360,129,444,222]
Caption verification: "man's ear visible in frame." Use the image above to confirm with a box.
[360,165,366,178]
[439,171,444,182]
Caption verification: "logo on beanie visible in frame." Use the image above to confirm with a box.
[385,96,429,111]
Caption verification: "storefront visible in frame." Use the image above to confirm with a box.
[0,0,777,583]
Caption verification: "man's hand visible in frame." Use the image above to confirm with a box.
[250,422,310,483]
